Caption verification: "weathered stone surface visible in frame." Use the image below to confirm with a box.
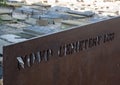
[45,11,72,20]
[36,19,49,26]
[0,15,13,21]
[23,25,60,35]
[15,7,40,15]
[67,10,95,17]
[61,20,90,26]
[0,34,27,43]
[0,8,13,14]
[25,18,37,25]
[12,12,27,20]
[0,39,11,54]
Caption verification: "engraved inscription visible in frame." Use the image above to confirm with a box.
[17,32,115,70]
[103,33,115,43]
[17,57,25,70]
[17,49,53,70]
[36,52,41,63]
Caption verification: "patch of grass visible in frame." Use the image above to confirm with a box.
[0,0,7,7]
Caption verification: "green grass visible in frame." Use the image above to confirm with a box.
[0,0,7,7]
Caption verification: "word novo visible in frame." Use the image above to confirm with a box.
[17,32,115,70]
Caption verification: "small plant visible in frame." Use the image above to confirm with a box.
[0,0,7,6]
